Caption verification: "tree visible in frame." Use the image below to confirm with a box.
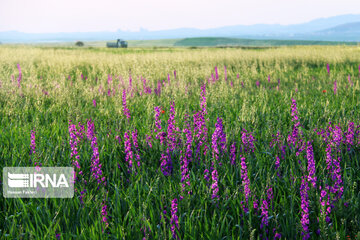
[75,41,84,47]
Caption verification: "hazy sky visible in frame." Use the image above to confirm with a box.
[0,0,359,32]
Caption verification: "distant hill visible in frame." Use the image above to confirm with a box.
[173,37,358,47]
[318,22,360,33]
[1,14,360,43]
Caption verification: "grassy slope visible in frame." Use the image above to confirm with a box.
[173,37,359,47]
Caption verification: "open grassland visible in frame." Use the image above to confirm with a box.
[0,45,360,239]
[9,37,359,48]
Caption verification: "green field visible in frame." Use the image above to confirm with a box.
[173,37,359,47]
[0,45,360,239]
[9,37,359,48]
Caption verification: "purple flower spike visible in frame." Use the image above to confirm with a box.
[30,129,36,155]
[211,118,226,161]
[124,131,134,170]
[240,155,251,207]
[170,198,179,239]
[87,119,105,185]
[230,142,236,165]
[300,177,310,240]
[132,129,141,167]
[122,89,131,120]
[211,168,219,200]
[101,201,108,226]
[215,66,219,81]
[260,198,269,229]
[306,142,317,188]
[326,63,330,75]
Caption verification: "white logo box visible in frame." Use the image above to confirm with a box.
[3,167,74,198]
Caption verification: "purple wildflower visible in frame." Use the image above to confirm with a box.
[87,119,105,185]
[93,99,96,107]
[253,198,259,212]
[174,70,176,79]
[30,129,36,155]
[287,98,301,147]
[268,74,270,83]
[215,66,219,80]
[326,63,330,75]
[193,111,208,159]
[240,155,251,206]
[211,168,219,200]
[160,153,171,176]
[193,85,208,160]
[180,118,192,196]
[300,177,310,240]
[211,73,215,83]
[204,169,210,182]
[101,200,109,227]
[180,153,190,198]
[122,89,131,120]
[345,122,355,148]
[167,101,178,152]
[319,186,331,224]
[154,106,166,145]
[241,129,255,153]
[306,142,317,188]
[230,142,236,165]
[69,121,82,179]
[260,198,269,229]
[129,75,132,88]
[274,233,282,239]
[170,198,179,239]
[132,129,141,167]
[267,187,273,202]
[211,118,226,161]
[331,156,343,199]
[224,65,227,81]
[256,81,260,87]
[124,131,134,170]
[55,233,61,240]
[146,134,153,148]
[200,83,207,115]
[275,155,281,176]
[333,80,337,95]
[332,125,343,147]
[325,144,332,171]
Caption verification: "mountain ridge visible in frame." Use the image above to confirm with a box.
[1,14,360,43]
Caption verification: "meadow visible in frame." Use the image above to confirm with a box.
[0,45,360,239]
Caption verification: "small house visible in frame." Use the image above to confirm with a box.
[106,39,128,48]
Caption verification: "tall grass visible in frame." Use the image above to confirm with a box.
[0,45,360,239]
